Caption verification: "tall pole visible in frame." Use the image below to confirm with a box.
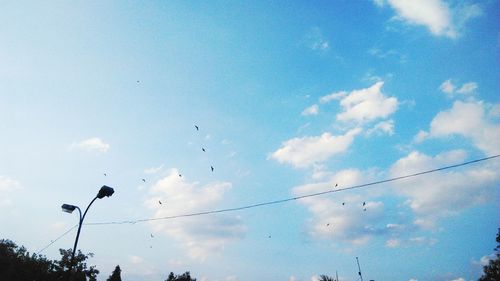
[68,196,99,279]
[356,257,364,281]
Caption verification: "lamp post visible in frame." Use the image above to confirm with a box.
[61,185,114,278]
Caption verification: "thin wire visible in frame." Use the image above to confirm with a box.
[36,224,78,255]
[85,154,500,226]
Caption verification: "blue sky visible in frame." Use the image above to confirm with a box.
[1,1,499,281]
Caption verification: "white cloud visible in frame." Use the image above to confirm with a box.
[379,0,482,38]
[366,119,395,136]
[70,137,110,153]
[456,82,478,94]
[302,104,319,116]
[307,27,330,52]
[336,81,398,124]
[390,150,500,228]
[270,128,362,168]
[225,276,238,281]
[473,253,496,266]
[319,91,347,104]
[413,130,429,143]
[129,255,144,264]
[439,79,477,96]
[0,175,22,207]
[439,79,455,94]
[144,164,164,174]
[450,278,465,281]
[386,236,437,248]
[387,0,455,37]
[293,169,386,244]
[145,169,245,261]
[423,100,500,155]
[386,238,401,248]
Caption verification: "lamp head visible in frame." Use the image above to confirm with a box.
[97,185,114,199]
[61,204,77,213]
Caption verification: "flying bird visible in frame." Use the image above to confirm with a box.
[211,166,214,172]
[158,200,162,205]
[150,234,154,238]
[178,174,182,177]
[142,178,146,182]
[194,125,199,131]
[364,208,367,211]
[363,201,366,206]
[342,202,345,206]
[326,223,330,226]
[202,148,206,152]
[103,173,107,177]
[335,183,338,187]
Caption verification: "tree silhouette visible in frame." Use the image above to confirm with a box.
[0,239,99,281]
[478,228,500,281]
[107,265,122,281]
[56,248,99,281]
[318,274,336,281]
[0,239,57,281]
[165,271,197,281]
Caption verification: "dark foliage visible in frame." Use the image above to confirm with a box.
[0,239,98,281]
[478,228,500,281]
[107,265,122,281]
[165,271,197,281]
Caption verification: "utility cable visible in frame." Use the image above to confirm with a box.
[36,224,78,255]
[86,154,500,226]
[38,154,500,253]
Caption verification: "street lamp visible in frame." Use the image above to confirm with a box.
[61,185,114,278]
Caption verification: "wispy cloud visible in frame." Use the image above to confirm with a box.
[319,91,347,104]
[0,175,22,207]
[439,79,477,96]
[366,119,395,136]
[144,164,164,174]
[306,27,330,52]
[145,169,246,261]
[70,137,110,153]
[301,104,319,116]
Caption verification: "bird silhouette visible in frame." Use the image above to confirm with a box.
[142,178,146,182]
[363,208,367,211]
[335,183,338,187]
[194,125,199,131]
[150,234,154,238]
[103,173,107,177]
[211,166,214,172]
[202,148,206,152]
[363,201,366,206]
[158,200,162,205]
[326,223,330,226]
[342,202,345,206]
[178,174,182,177]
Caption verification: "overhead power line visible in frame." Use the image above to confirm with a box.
[37,154,500,254]
[36,224,77,255]
[86,154,500,226]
